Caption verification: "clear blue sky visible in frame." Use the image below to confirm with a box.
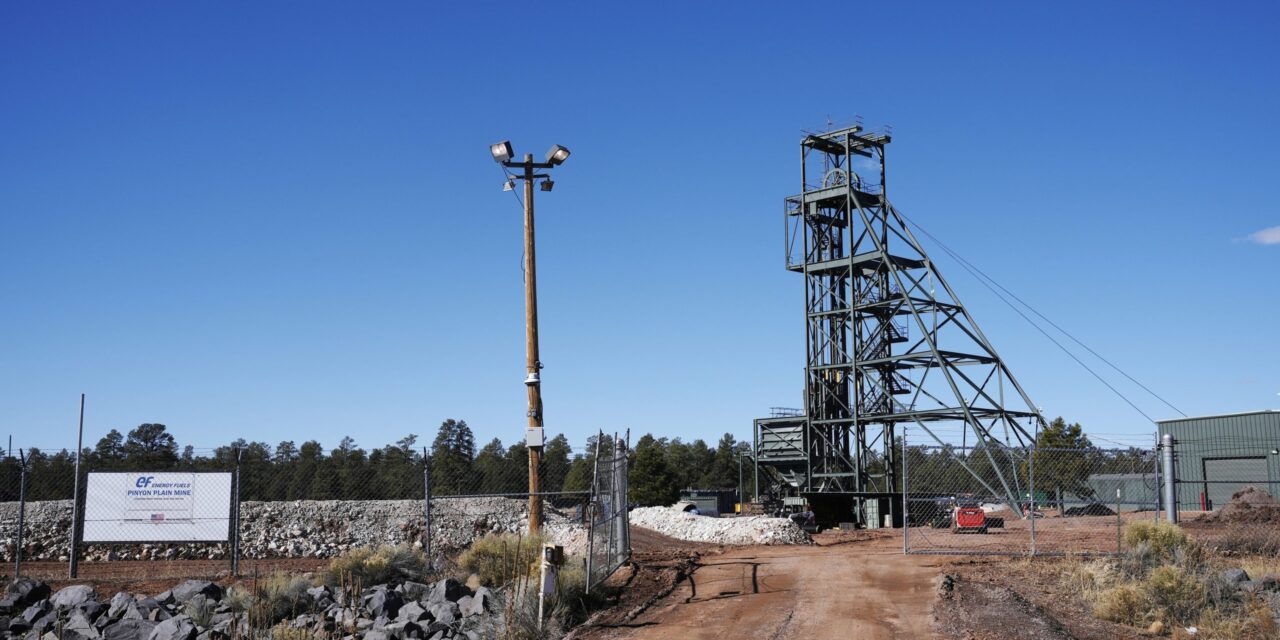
[3,2,1277,455]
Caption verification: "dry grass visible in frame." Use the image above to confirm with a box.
[324,544,428,587]
[1093,584,1146,626]
[1144,566,1207,626]
[1047,521,1280,638]
[457,532,546,587]
[249,572,316,628]
[1237,557,1280,581]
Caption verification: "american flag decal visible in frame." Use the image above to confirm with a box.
[150,513,165,522]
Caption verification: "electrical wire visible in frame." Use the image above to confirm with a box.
[899,210,1187,419]
[889,208,1161,424]
[496,164,529,278]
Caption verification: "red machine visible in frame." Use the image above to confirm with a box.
[953,506,989,534]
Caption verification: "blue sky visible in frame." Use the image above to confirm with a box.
[2,2,1277,455]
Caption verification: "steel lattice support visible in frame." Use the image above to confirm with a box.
[756,125,1046,525]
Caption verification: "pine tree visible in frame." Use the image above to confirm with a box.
[430,419,476,494]
[629,434,679,506]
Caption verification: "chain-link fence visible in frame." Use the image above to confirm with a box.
[903,442,1161,556]
[587,437,630,592]
[1173,446,1280,556]
[3,438,625,583]
[426,451,592,573]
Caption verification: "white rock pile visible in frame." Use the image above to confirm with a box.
[0,498,587,562]
[628,507,811,545]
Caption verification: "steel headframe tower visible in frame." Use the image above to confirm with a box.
[756,124,1046,525]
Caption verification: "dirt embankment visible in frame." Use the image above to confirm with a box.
[1196,486,1280,525]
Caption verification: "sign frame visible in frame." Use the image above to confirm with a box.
[79,470,237,545]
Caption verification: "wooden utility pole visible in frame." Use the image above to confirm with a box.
[522,158,544,534]
[491,141,569,536]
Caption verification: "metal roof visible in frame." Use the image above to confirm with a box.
[1156,410,1280,424]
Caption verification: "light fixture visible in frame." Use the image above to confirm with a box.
[502,179,515,192]
[545,144,570,166]
[540,179,554,192]
[491,140,514,163]
[1271,449,1279,455]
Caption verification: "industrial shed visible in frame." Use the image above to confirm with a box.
[1086,473,1160,511]
[1158,410,1280,511]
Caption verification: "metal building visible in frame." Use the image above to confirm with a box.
[1159,410,1280,511]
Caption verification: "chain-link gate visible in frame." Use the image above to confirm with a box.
[903,440,1160,556]
[586,435,630,592]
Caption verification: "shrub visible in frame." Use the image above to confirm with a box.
[325,544,428,587]
[250,572,316,628]
[1093,585,1147,626]
[547,563,614,629]
[183,596,216,628]
[1143,566,1207,626]
[1061,559,1119,600]
[467,561,611,640]
[224,585,253,613]
[457,532,545,587]
[1120,521,1205,578]
[1124,521,1188,559]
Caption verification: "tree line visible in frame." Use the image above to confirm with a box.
[1,420,753,506]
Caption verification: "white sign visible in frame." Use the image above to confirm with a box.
[83,472,233,542]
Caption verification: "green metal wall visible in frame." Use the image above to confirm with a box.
[1157,411,1280,511]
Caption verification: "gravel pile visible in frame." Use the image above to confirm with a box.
[0,498,587,562]
[628,507,811,545]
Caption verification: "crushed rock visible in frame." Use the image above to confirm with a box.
[628,507,810,545]
[0,498,587,562]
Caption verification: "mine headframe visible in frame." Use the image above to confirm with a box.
[754,124,1047,526]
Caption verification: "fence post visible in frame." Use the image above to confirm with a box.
[231,447,243,577]
[1161,434,1177,524]
[621,430,630,560]
[584,432,602,595]
[1028,445,1036,557]
[16,450,28,578]
[901,432,909,555]
[422,454,432,568]
[69,394,85,579]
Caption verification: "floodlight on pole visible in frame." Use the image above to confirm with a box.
[545,144,570,166]
[491,140,514,163]
[488,139,571,535]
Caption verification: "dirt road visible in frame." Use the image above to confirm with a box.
[585,530,947,640]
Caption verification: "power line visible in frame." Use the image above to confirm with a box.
[891,209,1160,424]
[899,210,1186,418]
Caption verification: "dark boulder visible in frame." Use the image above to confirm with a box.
[147,614,196,640]
[171,581,222,604]
[427,579,468,604]
[52,585,97,609]
[102,618,158,640]
[4,579,52,611]
[107,593,135,620]
[365,588,403,619]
